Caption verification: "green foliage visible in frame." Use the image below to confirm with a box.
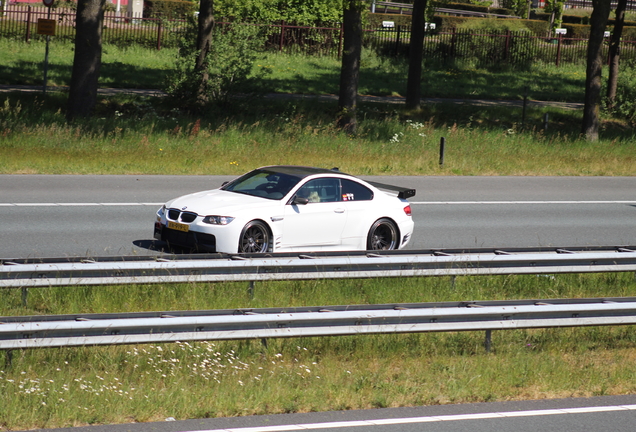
[144,0,197,19]
[215,0,343,25]
[499,0,528,17]
[544,0,565,29]
[165,20,268,109]
[607,62,636,126]
[456,17,531,32]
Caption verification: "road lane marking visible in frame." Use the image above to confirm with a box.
[411,201,636,205]
[0,203,164,206]
[181,404,636,431]
[2,201,636,207]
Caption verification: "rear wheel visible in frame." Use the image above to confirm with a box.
[239,220,270,253]
[367,218,399,250]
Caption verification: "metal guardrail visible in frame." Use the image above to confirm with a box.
[1,246,636,288]
[2,297,636,349]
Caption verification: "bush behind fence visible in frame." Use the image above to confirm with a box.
[2,5,636,67]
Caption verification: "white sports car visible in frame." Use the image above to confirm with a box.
[154,166,415,254]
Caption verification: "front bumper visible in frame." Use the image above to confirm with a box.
[154,222,217,252]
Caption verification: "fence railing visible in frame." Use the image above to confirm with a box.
[2,5,636,66]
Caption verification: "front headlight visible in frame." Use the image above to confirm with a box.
[202,215,235,225]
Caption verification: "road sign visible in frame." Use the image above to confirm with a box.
[42,0,54,7]
[37,18,56,36]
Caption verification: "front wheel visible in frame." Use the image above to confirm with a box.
[239,220,270,253]
[367,218,399,251]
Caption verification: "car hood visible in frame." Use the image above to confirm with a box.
[165,189,282,215]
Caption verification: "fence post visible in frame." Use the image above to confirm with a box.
[25,6,32,43]
[504,30,511,62]
[156,20,162,50]
[279,20,285,53]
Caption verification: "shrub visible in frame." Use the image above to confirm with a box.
[165,19,268,109]
[608,62,636,126]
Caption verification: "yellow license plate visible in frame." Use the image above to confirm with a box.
[168,221,189,232]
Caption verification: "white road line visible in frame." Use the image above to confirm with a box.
[0,203,163,207]
[411,201,636,205]
[1,201,636,207]
[181,404,636,432]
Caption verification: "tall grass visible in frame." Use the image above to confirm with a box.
[1,273,636,430]
[1,92,635,176]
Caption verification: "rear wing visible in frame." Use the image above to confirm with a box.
[367,181,416,200]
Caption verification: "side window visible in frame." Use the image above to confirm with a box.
[341,179,373,202]
[295,178,341,203]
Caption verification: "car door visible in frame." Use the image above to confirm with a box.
[281,178,346,249]
[339,178,376,248]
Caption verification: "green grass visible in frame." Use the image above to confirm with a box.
[2,41,633,177]
[1,91,634,176]
[0,38,589,101]
[1,41,636,430]
[0,39,177,89]
[1,273,636,429]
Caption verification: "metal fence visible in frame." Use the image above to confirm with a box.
[2,5,636,66]
[3,297,636,350]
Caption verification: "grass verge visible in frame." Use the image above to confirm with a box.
[1,273,636,430]
[1,92,635,176]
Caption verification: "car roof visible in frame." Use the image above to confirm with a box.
[259,165,353,179]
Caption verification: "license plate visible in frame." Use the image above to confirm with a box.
[168,221,189,232]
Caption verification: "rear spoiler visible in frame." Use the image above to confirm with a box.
[367,181,416,200]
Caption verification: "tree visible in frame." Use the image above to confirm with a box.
[337,0,364,133]
[405,0,428,110]
[66,0,107,121]
[606,0,627,110]
[581,0,612,141]
[195,0,215,106]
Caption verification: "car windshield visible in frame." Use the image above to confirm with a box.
[221,169,302,200]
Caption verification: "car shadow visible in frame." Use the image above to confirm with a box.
[133,239,195,255]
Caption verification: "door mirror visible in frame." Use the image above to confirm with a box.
[291,195,309,205]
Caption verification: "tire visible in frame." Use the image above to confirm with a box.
[367,218,399,251]
[239,220,270,253]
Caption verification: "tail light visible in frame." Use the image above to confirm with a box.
[403,205,412,216]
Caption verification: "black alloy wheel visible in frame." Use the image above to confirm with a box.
[367,218,398,250]
[239,220,270,253]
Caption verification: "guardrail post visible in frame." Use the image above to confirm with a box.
[439,137,445,166]
[21,287,28,307]
[248,281,255,300]
[484,329,492,352]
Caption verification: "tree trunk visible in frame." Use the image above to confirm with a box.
[66,0,106,121]
[606,0,627,110]
[405,0,427,110]
[581,0,611,141]
[195,0,214,106]
[337,0,363,134]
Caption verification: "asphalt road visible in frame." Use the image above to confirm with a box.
[3,175,636,432]
[35,394,636,432]
[1,175,635,258]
